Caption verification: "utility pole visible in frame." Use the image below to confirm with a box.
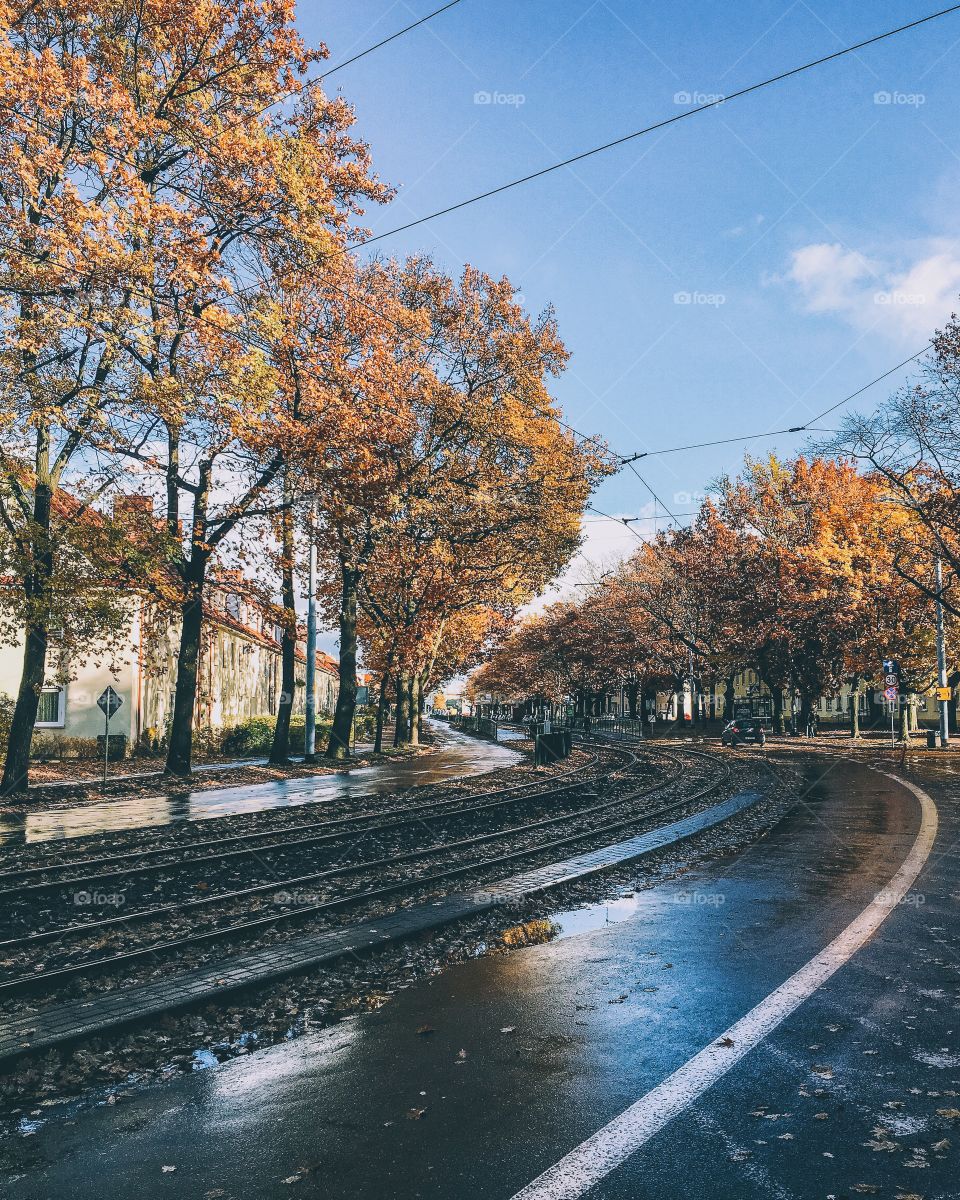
[936,554,950,745]
[304,503,318,762]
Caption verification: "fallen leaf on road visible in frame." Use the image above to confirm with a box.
[716,1036,735,1048]
[851,1186,880,1195]
[406,1107,427,1120]
[161,1166,176,1173]
[811,1065,834,1078]
[500,1026,516,1034]
[416,1026,434,1037]
[936,1108,960,1119]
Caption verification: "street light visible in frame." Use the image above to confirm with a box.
[935,555,950,745]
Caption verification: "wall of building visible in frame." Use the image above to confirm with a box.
[0,594,341,756]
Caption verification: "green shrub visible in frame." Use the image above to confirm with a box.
[220,717,276,756]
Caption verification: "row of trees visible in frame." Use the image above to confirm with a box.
[0,3,608,793]
[473,329,960,736]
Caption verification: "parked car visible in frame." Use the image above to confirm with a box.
[721,717,766,747]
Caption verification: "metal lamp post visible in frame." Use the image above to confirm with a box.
[304,504,318,762]
[935,555,950,745]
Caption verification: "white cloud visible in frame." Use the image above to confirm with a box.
[783,239,960,342]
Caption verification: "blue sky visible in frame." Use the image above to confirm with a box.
[302,1,960,581]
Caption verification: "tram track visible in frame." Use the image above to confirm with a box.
[0,744,615,893]
[0,741,730,1001]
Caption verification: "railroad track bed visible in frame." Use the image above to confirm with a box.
[0,744,726,1017]
[0,739,598,878]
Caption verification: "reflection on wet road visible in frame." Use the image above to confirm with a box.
[0,723,519,846]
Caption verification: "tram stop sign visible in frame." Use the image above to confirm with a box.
[97,686,123,719]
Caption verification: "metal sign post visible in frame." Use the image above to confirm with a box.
[97,686,123,791]
[882,659,901,746]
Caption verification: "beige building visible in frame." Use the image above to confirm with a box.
[0,577,339,756]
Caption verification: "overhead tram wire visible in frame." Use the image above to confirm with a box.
[320,2,468,80]
[346,5,960,252]
[620,345,931,463]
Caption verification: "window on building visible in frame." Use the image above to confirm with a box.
[35,686,65,727]
[225,593,241,620]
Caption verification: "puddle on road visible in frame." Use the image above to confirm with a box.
[550,892,650,939]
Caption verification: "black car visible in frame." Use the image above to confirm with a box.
[721,717,766,747]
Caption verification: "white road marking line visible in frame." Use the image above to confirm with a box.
[509,771,938,1200]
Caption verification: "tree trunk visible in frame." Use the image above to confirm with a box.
[899,700,910,743]
[723,674,735,721]
[166,578,206,777]
[326,562,359,761]
[626,681,639,719]
[269,504,296,765]
[394,671,411,747]
[1,620,48,795]
[408,676,420,746]
[772,687,785,735]
[1,476,55,796]
[417,672,428,740]
[799,695,813,737]
[373,673,389,754]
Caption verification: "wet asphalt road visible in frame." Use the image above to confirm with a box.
[0,723,519,846]
[5,754,960,1199]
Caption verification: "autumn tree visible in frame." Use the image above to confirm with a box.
[314,257,606,758]
[91,3,386,777]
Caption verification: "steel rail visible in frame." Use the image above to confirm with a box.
[0,745,728,996]
[0,753,668,949]
[0,745,606,885]
[0,748,638,899]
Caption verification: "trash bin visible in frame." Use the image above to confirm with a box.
[926,729,939,750]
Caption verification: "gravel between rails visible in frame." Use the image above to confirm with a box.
[0,737,580,876]
[0,744,683,1007]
